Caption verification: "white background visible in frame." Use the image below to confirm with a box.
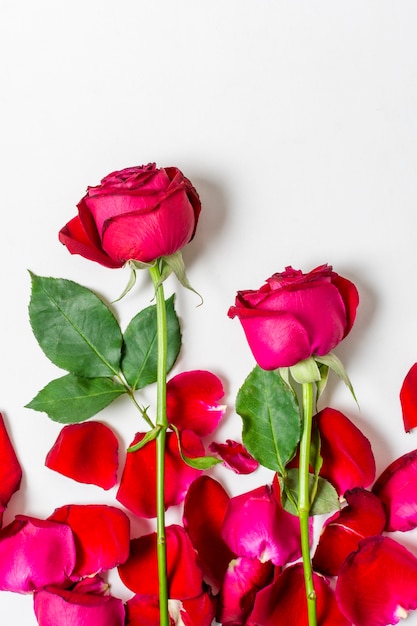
[1,1,417,624]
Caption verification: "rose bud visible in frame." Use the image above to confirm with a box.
[59,163,201,268]
[228,264,359,369]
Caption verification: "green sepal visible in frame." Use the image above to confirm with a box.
[161,251,203,304]
[236,366,301,473]
[127,426,161,452]
[121,295,181,390]
[279,469,340,516]
[171,424,222,469]
[113,266,138,302]
[28,273,123,378]
[316,362,330,402]
[289,357,321,384]
[25,374,125,423]
[315,352,358,406]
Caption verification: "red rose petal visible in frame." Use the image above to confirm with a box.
[45,421,119,490]
[247,563,350,625]
[336,536,417,626]
[183,476,235,590]
[208,440,259,474]
[116,430,203,518]
[118,525,203,600]
[166,370,226,437]
[372,449,417,531]
[313,488,386,575]
[48,504,130,578]
[0,413,22,525]
[59,214,123,269]
[222,485,304,566]
[316,407,376,496]
[0,516,76,592]
[400,363,417,432]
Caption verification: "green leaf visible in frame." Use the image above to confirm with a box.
[236,366,301,473]
[279,469,340,516]
[171,424,222,469]
[26,374,125,423]
[29,273,123,377]
[127,426,161,452]
[121,295,181,390]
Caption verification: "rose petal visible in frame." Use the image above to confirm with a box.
[218,557,274,625]
[166,370,226,437]
[316,407,375,496]
[208,440,259,474]
[336,536,417,626]
[313,488,386,575]
[48,504,130,578]
[0,413,22,525]
[372,449,417,531]
[34,578,125,626]
[0,516,76,592]
[400,363,417,432]
[183,476,235,590]
[58,214,123,269]
[118,525,203,599]
[116,430,203,518]
[125,594,164,626]
[221,485,305,566]
[45,421,119,490]
[169,593,216,626]
[247,563,350,625]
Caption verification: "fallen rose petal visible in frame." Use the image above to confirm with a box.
[400,363,417,432]
[126,593,215,626]
[247,563,350,625]
[0,413,22,524]
[48,504,130,577]
[0,516,76,592]
[218,557,274,625]
[116,430,203,518]
[372,449,417,531]
[222,485,305,566]
[183,476,235,590]
[208,440,259,474]
[34,579,125,626]
[316,407,375,496]
[335,536,417,626]
[45,421,119,490]
[166,370,226,437]
[313,488,386,575]
[125,594,167,626]
[118,525,203,600]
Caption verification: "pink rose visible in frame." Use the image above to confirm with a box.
[228,264,359,369]
[59,163,201,268]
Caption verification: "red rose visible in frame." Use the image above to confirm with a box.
[59,163,201,268]
[228,264,359,369]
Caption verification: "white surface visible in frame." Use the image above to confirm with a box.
[1,1,417,624]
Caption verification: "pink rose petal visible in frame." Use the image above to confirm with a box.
[316,407,376,496]
[313,488,386,575]
[247,563,350,625]
[221,484,305,566]
[45,421,119,490]
[372,449,417,531]
[183,476,235,590]
[218,557,274,625]
[208,440,259,474]
[0,516,76,592]
[34,577,125,626]
[166,370,226,437]
[116,430,203,518]
[336,536,417,626]
[118,525,203,600]
[48,504,130,578]
[0,413,22,525]
[400,363,417,432]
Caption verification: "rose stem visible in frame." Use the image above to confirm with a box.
[298,381,317,626]
[149,262,170,626]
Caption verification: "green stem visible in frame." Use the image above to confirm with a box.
[149,263,169,626]
[298,382,317,626]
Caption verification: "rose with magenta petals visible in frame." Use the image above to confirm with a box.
[228,264,359,369]
[59,163,201,268]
